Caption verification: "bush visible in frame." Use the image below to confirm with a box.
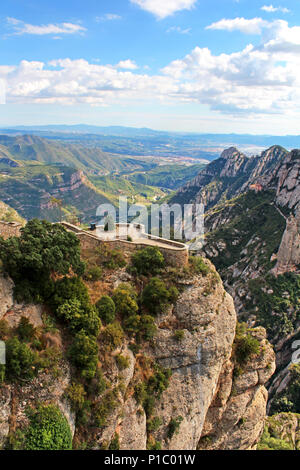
[233,325,260,366]
[131,247,164,276]
[0,219,85,303]
[94,389,118,427]
[37,346,62,372]
[83,265,102,282]
[0,319,10,340]
[65,382,86,412]
[112,284,138,318]
[135,364,172,416]
[174,330,185,342]
[96,296,116,324]
[115,354,130,370]
[5,336,38,381]
[57,299,101,336]
[123,314,156,341]
[147,416,162,432]
[96,246,126,270]
[189,256,210,276]
[86,369,107,396]
[123,314,141,335]
[69,330,98,380]
[50,276,90,312]
[258,424,294,450]
[141,278,173,315]
[25,404,72,450]
[101,322,124,351]
[167,416,183,439]
[270,364,300,414]
[17,317,36,342]
[139,315,157,341]
[147,438,162,450]
[109,433,120,450]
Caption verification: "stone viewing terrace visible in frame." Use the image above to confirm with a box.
[60,221,189,268]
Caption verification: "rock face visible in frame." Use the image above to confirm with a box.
[172,145,299,421]
[276,150,300,214]
[172,145,288,209]
[272,213,300,275]
[199,327,275,450]
[149,269,237,450]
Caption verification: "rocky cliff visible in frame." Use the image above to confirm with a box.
[0,257,275,450]
[171,146,299,419]
[172,145,288,209]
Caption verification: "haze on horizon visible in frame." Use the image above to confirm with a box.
[1,0,300,135]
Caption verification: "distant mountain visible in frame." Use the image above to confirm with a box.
[171,145,288,208]
[0,134,156,174]
[0,162,113,222]
[2,125,300,150]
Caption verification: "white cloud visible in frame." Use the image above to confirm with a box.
[130,0,197,19]
[206,17,268,34]
[116,60,139,70]
[0,59,174,106]
[1,18,300,119]
[6,17,86,36]
[261,5,290,13]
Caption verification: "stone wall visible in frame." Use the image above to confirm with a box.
[76,231,189,268]
[0,221,22,240]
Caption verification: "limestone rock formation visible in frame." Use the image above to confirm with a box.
[0,261,276,450]
[198,327,275,450]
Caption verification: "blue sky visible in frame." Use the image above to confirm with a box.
[0,0,300,134]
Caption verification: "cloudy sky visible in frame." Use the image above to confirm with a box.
[0,0,300,134]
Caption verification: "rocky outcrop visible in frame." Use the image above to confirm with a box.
[276,149,300,214]
[0,262,276,450]
[272,213,300,275]
[119,263,274,450]
[198,327,275,450]
[147,268,237,450]
[171,145,288,208]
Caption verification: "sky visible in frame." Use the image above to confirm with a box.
[0,0,300,134]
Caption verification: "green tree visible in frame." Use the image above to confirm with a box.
[5,336,38,381]
[17,317,36,342]
[69,330,98,380]
[50,276,90,311]
[131,247,164,276]
[57,299,101,336]
[25,404,72,450]
[142,278,174,315]
[112,283,138,318]
[0,219,85,303]
[101,322,124,351]
[96,296,116,324]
